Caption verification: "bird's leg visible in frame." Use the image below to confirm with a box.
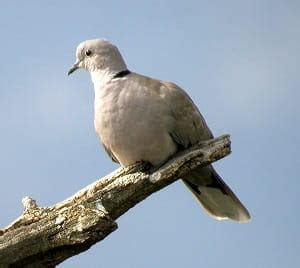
[123,161,153,174]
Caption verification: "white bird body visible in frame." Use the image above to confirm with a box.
[69,39,251,222]
[93,73,177,166]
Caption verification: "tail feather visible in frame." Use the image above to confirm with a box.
[183,165,251,222]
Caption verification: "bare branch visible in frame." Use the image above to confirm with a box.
[0,135,230,267]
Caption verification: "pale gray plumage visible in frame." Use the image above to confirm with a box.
[69,38,251,222]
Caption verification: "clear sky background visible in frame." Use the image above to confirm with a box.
[0,1,299,267]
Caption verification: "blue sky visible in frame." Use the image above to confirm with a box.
[0,1,299,267]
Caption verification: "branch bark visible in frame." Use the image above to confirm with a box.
[0,135,231,267]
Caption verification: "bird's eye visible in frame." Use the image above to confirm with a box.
[85,50,92,56]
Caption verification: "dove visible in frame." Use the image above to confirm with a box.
[68,39,250,222]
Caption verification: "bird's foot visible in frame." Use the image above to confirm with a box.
[124,161,153,174]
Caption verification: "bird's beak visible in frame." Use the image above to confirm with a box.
[68,61,80,75]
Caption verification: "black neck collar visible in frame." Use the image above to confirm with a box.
[112,70,131,79]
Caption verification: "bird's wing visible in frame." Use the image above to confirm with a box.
[162,81,250,222]
[161,80,213,148]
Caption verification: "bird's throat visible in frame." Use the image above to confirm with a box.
[90,68,116,89]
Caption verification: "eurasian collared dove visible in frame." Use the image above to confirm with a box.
[68,39,250,222]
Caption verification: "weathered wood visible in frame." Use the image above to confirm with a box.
[0,135,230,267]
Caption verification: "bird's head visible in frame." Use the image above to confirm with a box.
[68,39,127,76]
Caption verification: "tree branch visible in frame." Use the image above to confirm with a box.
[0,135,231,267]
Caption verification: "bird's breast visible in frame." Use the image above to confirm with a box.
[93,85,177,166]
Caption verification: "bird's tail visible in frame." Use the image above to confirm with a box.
[182,165,251,222]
